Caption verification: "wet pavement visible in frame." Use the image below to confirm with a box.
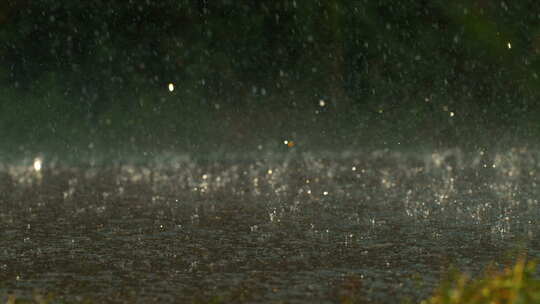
[1,148,539,303]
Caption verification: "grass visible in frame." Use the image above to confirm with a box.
[3,257,540,304]
[419,257,540,304]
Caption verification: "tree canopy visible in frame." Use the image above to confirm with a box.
[1,1,538,153]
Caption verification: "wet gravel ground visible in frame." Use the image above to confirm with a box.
[1,148,540,303]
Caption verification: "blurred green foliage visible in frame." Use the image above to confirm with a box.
[0,0,539,154]
[421,258,540,304]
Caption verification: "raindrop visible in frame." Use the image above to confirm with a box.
[33,157,43,172]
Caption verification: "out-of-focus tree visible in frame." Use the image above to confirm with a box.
[0,0,539,151]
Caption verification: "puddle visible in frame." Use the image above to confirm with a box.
[1,148,539,303]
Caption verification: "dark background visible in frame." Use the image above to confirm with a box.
[1,0,539,157]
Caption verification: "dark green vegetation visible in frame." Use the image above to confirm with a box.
[1,1,539,155]
[421,258,540,304]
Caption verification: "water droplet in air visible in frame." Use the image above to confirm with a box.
[33,157,43,172]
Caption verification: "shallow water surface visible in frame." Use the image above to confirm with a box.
[1,149,540,303]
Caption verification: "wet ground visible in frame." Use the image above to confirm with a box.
[1,148,540,303]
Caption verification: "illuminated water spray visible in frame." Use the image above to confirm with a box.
[33,157,43,172]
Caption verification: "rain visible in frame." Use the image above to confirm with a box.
[1,1,540,303]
